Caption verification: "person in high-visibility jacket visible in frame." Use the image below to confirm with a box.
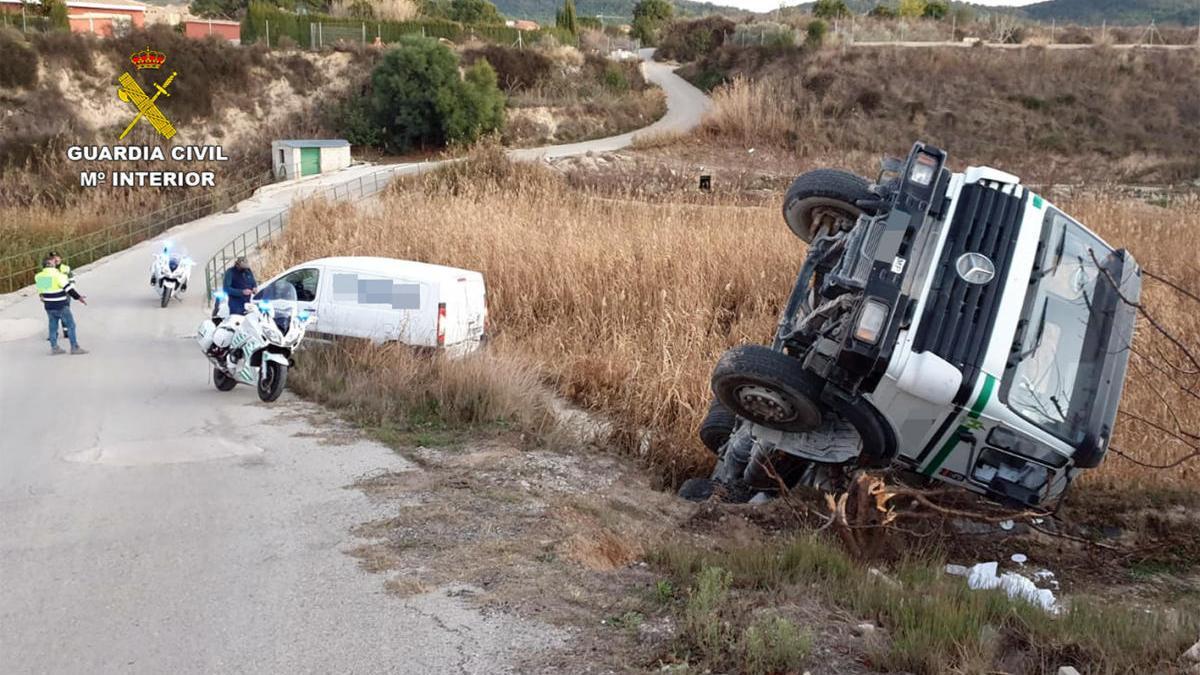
[47,251,74,341]
[34,258,88,355]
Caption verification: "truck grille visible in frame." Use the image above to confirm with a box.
[912,181,1026,400]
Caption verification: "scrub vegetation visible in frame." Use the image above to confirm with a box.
[275,146,1200,493]
[652,534,1200,674]
[689,45,1200,184]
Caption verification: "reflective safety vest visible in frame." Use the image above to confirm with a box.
[35,267,74,310]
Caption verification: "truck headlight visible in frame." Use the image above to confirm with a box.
[908,153,938,187]
[854,299,889,345]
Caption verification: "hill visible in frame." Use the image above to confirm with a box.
[492,0,746,22]
[1022,0,1200,26]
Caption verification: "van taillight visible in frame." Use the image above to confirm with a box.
[437,302,446,347]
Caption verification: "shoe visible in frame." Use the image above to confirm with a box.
[50,346,65,355]
[70,347,89,355]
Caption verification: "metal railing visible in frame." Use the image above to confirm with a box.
[0,170,274,294]
[204,164,414,300]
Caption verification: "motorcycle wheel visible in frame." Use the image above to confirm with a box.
[257,361,288,402]
[213,368,238,391]
[160,285,171,308]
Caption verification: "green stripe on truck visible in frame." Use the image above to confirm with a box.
[921,374,997,477]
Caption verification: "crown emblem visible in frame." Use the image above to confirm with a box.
[131,46,166,70]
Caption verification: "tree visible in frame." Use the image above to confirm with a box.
[897,0,926,18]
[868,5,897,19]
[922,0,949,20]
[448,0,502,24]
[43,0,69,29]
[348,0,374,18]
[366,36,505,152]
[555,0,578,35]
[630,0,672,45]
[811,0,848,20]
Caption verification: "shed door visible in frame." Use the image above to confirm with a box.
[300,147,321,176]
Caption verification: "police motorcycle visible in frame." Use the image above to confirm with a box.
[196,280,311,402]
[150,241,194,308]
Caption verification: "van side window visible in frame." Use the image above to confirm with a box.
[279,268,320,302]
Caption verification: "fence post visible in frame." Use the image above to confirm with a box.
[265,18,270,47]
[362,21,366,43]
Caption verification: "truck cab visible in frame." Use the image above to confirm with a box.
[699,143,1141,508]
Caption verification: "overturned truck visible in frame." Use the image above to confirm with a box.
[687,142,1141,509]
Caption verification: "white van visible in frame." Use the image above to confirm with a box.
[254,257,487,352]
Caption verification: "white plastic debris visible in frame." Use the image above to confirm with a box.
[963,561,1060,613]
[1011,553,1028,565]
[944,564,970,577]
[999,519,1015,531]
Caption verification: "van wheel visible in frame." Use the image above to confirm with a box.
[782,169,873,243]
[257,362,288,402]
[213,368,238,391]
[698,399,738,455]
[711,345,823,432]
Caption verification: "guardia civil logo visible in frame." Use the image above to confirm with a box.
[117,47,178,141]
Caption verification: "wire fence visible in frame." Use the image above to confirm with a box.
[204,164,414,300]
[0,12,52,33]
[0,170,274,294]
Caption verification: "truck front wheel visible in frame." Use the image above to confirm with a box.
[782,169,873,243]
[711,345,824,433]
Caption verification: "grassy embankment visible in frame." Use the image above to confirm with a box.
[688,45,1200,186]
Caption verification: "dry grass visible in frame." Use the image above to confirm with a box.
[289,340,560,446]
[696,46,1200,184]
[274,148,1200,491]
[701,76,793,148]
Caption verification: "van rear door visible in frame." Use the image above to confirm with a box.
[464,277,487,343]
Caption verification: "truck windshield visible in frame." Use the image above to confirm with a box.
[1007,209,1116,445]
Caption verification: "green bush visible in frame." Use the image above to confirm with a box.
[367,36,505,152]
[0,29,37,89]
[462,44,552,91]
[331,97,382,147]
[657,15,734,63]
[806,19,827,48]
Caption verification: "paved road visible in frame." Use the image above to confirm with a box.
[0,53,708,674]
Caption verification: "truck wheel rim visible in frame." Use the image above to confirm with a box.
[736,385,795,423]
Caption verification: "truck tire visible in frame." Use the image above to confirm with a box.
[711,345,824,433]
[213,368,238,391]
[698,399,738,455]
[782,169,873,243]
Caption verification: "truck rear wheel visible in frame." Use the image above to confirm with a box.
[711,345,823,433]
[782,169,873,243]
[698,399,738,455]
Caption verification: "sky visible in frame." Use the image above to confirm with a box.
[708,0,1040,16]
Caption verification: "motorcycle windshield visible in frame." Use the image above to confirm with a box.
[259,280,298,334]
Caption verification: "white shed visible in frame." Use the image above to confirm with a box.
[271,139,352,180]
